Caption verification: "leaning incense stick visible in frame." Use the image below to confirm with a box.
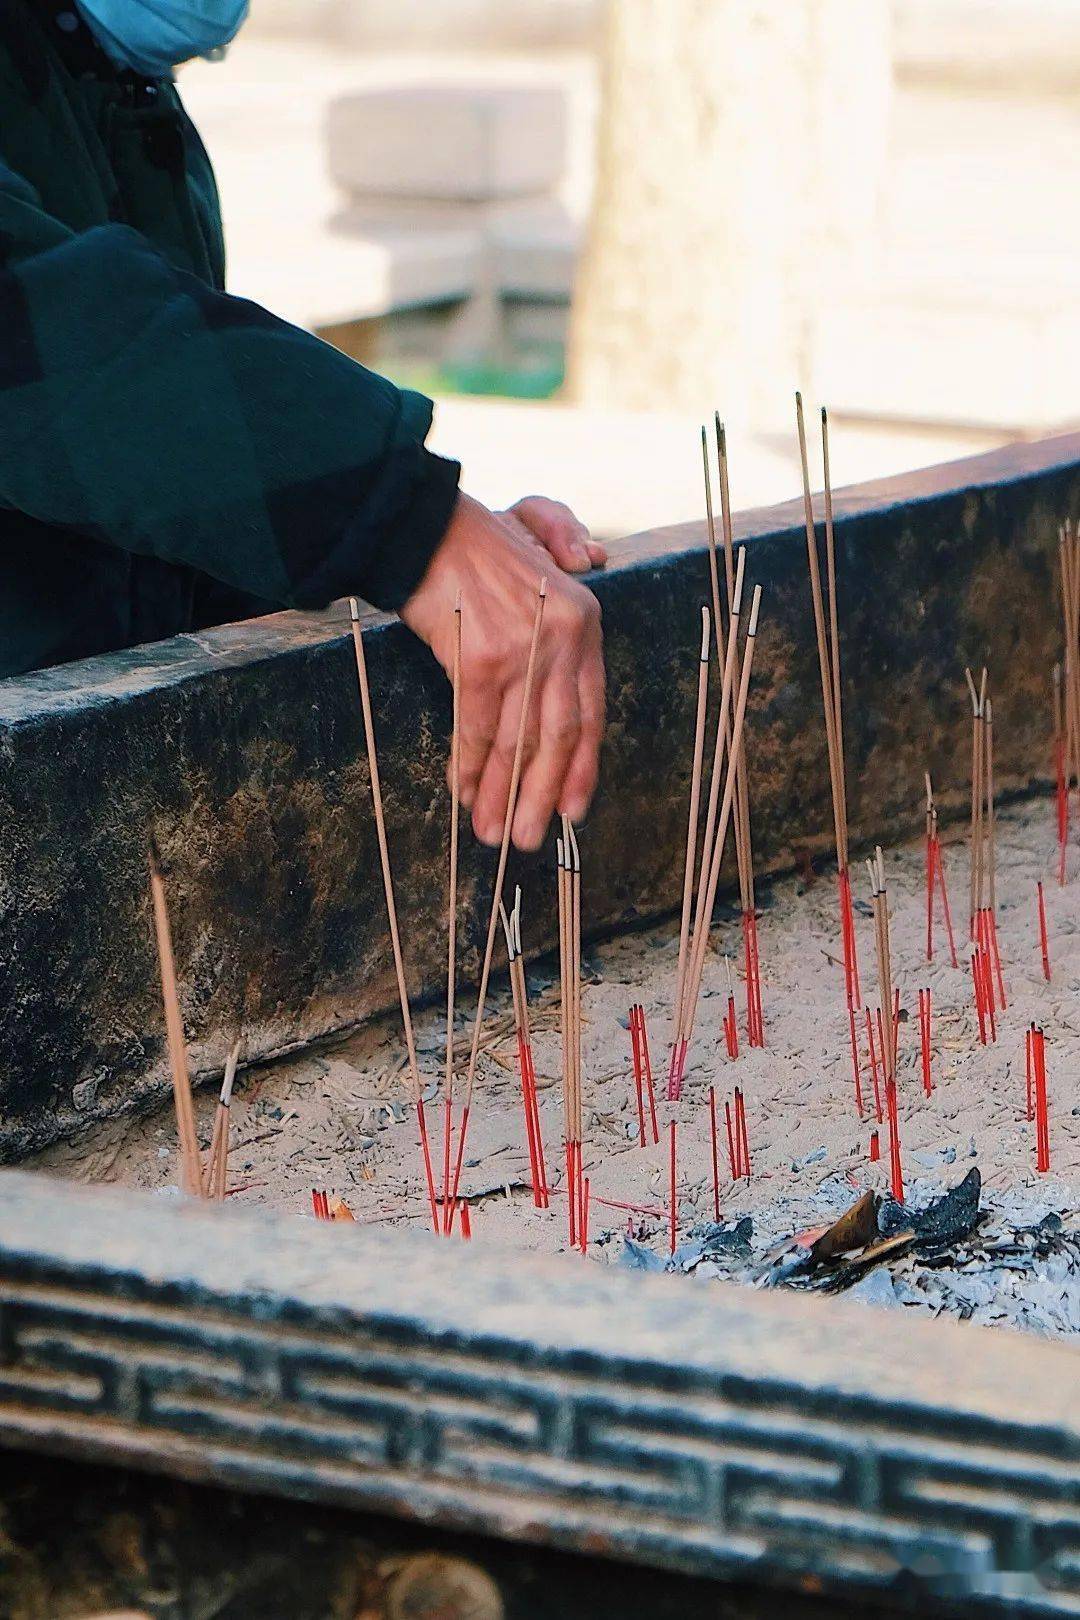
[447,583,547,1221]
[669,606,711,1092]
[206,1038,241,1201]
[349,598,438,1232]
[712,417,755,916]
[147,837,205,1199]
[796,393,845,869]
[682,584,764,1044]
[566,816,585,1241]
[350,599,422,1103]
[442,593,462,1226]
[445,597,462,1100]
[669,551,747,1098]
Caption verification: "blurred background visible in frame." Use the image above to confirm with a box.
[180,0,1079,539]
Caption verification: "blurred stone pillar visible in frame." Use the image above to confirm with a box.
[567,0,892,434]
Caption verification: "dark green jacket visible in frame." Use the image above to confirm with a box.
[0,0,460,677]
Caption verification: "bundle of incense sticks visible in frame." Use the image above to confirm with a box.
[311,1190,356,1223]
[723,1087,751,1180]
[970,946,996,1045]
[206,1039,241,1202]
[964,669,1006,1011]
[1053,662,1068,884]
[628,1004,659,1146]
[500,890,548,1208]
[923,774,958,967]
[796,396,862,1106]
[917,989,932,1098]
[866,849,903,1202]
[669,565,764,1095]
[1026,1025,1051,1172]
[148,837,209,1199]
[558,818,586,1249]
[707,418,765,1047]
[349,599,439,1233]
[446,582,547,1232]
[1059,522,1080,880]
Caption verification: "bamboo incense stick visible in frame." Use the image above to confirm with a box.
[670,605,711,1087]
[350,599,423,1104]
[350,599,439,1232]
[682,584,764,1049]
[668,549,747,1096]
[566,817,585,1242]
[557,836,575,1245]
[796,393,846,870]
[704,423,753,914]
[796,394,861,1015]
[1037,881,1052,981]
[715,416,757,916]
[147,837,205,1199]
[442,592,462,1223]
[207,1038,241,1202]
[447,583,548,1222]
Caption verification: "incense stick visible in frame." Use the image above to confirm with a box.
[207,1038,241,1201]
[448,583,548,1221]
[670,605,711,1089]
[349,599,439,1232]
[681,584,764,1050]
[147,837,205,1198]
[442,592,462,1223]
[670,549,748,1093]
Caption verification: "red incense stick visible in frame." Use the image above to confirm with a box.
[1025,1024,1035,1123]
[629,1007,646,1147]
[886,1079,904,1203]
[847,1003,865,1116]
[1056,734,1068,886]
[1033,1027,1050,1172]
[869,1129,880,1163]
[724,1098,737,1179]
[743,910,765,1047]
[918,988,933,1097]
[971,953,987,1044]
[709,1086,721,1219]
[581,1177,591,1253]
[668,1120,678,1255]
[735,1087,751,1179]
[638,1006,660,1144]
[1037,882,1052,981]
[459,1201,472,1240]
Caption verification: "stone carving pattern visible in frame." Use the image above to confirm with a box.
[0,1275,1077,1611]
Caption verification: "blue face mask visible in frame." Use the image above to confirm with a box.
[73,0,249,78]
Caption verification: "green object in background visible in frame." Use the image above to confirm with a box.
[387,350,566,401]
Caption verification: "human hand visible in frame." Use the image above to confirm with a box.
[401,492,605,851]
[497,495,608,574]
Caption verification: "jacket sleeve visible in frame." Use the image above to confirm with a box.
[0,161,461,613]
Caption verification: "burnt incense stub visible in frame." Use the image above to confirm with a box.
[0,1174,1077,1616]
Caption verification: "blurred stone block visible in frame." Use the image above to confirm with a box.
[326,84,566,202]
